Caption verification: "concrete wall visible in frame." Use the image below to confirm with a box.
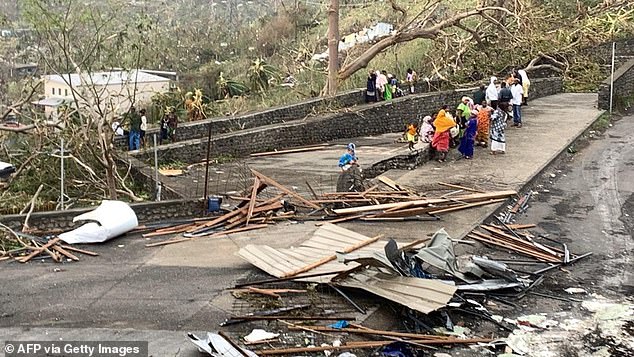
[598,58,634,110]
[0,198,204,232]
[138,77,563,165]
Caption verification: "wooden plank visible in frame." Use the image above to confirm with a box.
[315,214,366,226]
[438,182,485,193]
[19,238,60,263]
[507,223,537,230]
[256,343,388,355]
[428,199,506,215]
[359,184,379,199]
[287,326,450,340]
[187,193,283,233]
[305,180,319,200]
[250,145,327,157]
[145,237,192,247]
[246,177,262,225]
[245,287,282,298]
[256,338,493,354]
[281,235,382,278]
[333,191,516,215]
[377,176,401,191]
[468,231,560,263]
[52,245,80,261]
[217,331,250,357]
[59,245,99,256]
[369,206,444,218]
[251,169,320,209]
[482,225,563,257]
[147,224,269,247]
[142,223,196,238]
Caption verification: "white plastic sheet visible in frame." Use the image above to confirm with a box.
[59,200,138,244]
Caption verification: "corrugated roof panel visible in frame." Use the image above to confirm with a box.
[336,269,457,314]
[238,224,389,283]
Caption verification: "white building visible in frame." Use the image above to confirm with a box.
[34,70,173,118]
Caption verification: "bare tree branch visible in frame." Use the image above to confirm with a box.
[338,6,515,81]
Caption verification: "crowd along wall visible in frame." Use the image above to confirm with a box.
[115,80,450,148]
[598,58,634,110]
[138,77,563,165]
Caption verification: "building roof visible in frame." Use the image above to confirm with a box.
[45,70,170,87]
[31,97,72,107]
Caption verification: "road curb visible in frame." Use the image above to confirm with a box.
[457,109,608,239]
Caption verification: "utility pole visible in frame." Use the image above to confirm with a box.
[60,138,64,210]
[326,0,340,96]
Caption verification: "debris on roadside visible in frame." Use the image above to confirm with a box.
[143,170,516,247]
[58,200,138,244]
[0,200,138,264]
[195,209,596,356]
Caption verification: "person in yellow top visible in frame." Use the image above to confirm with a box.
[405,122,419,151]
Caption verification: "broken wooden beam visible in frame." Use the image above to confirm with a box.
[19,238,60,263]
[281,235,383,278]
[251,169,320,209]
[250,145,327,157]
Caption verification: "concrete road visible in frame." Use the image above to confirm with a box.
[0,93,619,357]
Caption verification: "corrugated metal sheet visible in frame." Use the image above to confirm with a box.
[336,269,457,314]
[238,224,391,283]
[239,224,456,314]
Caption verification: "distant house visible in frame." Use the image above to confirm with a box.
[33,69,173,118]
[11,63,38,77]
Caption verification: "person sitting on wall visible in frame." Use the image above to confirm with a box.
[338,143,358,171]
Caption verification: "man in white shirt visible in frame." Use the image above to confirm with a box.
[510,79,524,128]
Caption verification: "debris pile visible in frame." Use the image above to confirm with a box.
[0,234,99,263]
[204,216,594,356]
[143,170,516,246]
[1,200,136,264]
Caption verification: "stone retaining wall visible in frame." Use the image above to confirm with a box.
[115,89,366,148]
[589,38,634,64]
[598,58,634,110]
[0,198,204,232]
[138,77,563,165]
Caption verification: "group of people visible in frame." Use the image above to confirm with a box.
[402,69,531,163]
[111,107,148,151]
[111,106,179,151]
[366,68,418,102]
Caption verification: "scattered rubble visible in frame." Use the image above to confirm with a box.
[142,170,516,247]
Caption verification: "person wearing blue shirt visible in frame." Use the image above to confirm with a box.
[338,143,357,171]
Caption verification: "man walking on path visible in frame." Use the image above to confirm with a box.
[511,79,524,127]
[127,106,141,151]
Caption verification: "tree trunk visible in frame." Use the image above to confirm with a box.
[326,0,340,96]
[99,125,118,200]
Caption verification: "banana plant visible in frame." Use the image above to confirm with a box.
[248,58,280,94]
